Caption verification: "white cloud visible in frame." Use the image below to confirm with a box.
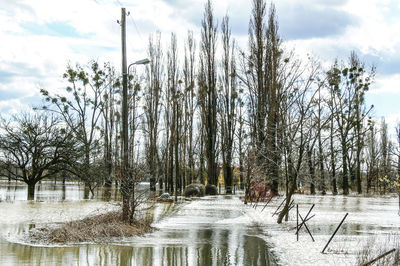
[370,74,400,94]
[342,0,400,54]
[0,0,399,128]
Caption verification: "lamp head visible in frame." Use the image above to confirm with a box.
[133,58,150,65]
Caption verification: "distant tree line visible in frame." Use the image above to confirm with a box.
[1,0,399,222]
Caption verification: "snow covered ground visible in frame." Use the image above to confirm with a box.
[241,194,400,265]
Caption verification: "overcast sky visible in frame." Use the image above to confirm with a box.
[0,0,399,134]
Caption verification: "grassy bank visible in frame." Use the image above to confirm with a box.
[32,211,152,243]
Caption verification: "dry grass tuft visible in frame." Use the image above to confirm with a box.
[356,234,400,266]
[32,211,152,244]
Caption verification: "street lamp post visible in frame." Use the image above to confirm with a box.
[123,58,150,170]
[121,58,149,221]
[121,6,150,222]
[122,60,149,172]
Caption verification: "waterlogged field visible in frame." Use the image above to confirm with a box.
[0,181,276,266]
[244,194,400,265]
[1,180,398,265]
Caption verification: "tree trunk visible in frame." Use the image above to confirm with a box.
[277,158,296,224]
[207,137,217,185]
[104,159,112,188]
[239,159,244,190]
[355,88,363,194]
[104,186,111,201]
[122,194,130,222]
[62,184,66,200]
[225,165,233,194]
[244,153,252,204]
[356,152,362,194]
[308,146,316,195]
[149,144,157,191]
[150,174,156,191]
[330,115,338,195]
[342,142,349,195]
[27,183,35,200]
[84,185,90,199]
[175,105,180,195]
[200,140,205,185]
[317,88,326,195]
[169,115,175,193]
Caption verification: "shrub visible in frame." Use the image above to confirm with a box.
[184,184,205,197]
[248,178,274,202]
[205,184,217,195]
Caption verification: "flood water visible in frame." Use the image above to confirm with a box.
[0,181,276,265]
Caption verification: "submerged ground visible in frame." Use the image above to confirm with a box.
[247,194,400,265]
[0,181,276,265]
[0,181,399,265]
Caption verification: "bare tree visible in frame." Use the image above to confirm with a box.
[143,33,163,191]
[40,61,109,197]
[128,69,142,177]
[327,55,374,195]
[183,31,197,186]
[264,4,281,195]
[0,113,74,199]
[166,33,181,196]
[219,15,237,194]
[198,0,218,186]
[247,0,268,178]
[327,78,339,195]
[365,120,379,193]
[379,118,391,194]
[245,1,282,194]
[237,97,247,190]
[101,63,119,188]
[277,57,319,223]
[349,52,374,194]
